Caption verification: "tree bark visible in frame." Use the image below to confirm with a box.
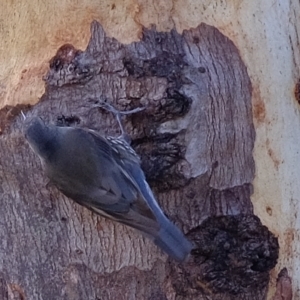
[0,1,299,299]
[0,21,277,300]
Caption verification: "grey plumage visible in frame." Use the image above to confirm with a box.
[25,117,193,261]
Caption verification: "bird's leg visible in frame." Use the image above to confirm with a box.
[92,102,144,142]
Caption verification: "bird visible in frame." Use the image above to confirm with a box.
[24,105,193,261]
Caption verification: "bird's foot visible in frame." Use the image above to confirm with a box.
[90,100,144,139]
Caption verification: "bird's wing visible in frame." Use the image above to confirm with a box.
[105,136,165,219]
[85,130,157,222]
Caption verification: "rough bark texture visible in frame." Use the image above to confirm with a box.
[0,22,278,299]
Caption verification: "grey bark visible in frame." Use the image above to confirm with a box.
[0,22,278,299]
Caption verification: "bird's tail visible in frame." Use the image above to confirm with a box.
[154,214,193,262]
[123,160,193,261]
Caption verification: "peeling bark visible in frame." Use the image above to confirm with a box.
[272,268,292,300]
[0,22,278,299]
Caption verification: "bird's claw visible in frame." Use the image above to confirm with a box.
[90,100,144,137]
[94,101,145,117]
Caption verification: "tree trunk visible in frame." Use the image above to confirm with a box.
[0,1,298,299]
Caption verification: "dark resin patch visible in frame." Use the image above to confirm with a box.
[56,115,81,127]
[169,215,279,296]
[133,133,188,191]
